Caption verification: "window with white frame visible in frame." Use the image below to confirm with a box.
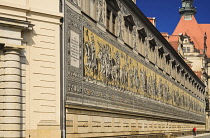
[183,46,191,53]
[186,47,190,52]
[82,0,96,20]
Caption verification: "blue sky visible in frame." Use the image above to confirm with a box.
[137,0,210,34]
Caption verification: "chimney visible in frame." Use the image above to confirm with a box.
[148,17,156,27]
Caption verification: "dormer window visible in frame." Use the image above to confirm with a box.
[106,0,120,35]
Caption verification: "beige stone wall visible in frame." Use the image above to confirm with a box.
[184,56,203,71]
[66,107,205,138]
[0,0,62,137]
[25,17,61,138]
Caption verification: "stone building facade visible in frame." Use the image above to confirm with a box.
[64,0,206,137]
[0,0,208,138]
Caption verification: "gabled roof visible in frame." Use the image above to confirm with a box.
[172,15,210,57]
[169,35,179,52]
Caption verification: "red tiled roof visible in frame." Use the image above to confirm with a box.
[169,35,179,51]
[172,15,210,57]
[161,32,169,36]
[194,71,202,79]
[161,32,169,41]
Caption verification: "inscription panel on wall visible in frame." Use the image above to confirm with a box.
[70,30,80,68]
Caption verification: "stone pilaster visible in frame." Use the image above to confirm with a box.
[1,49,22,138]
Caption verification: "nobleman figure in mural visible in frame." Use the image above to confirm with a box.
[158,78,163,99]
[147,75,152,97]
[111,51,120,87]
[152,75,157,98]
[84,31,98,79]
[140,68,147,93]
[133,65,140,90]
[97,41,106,83]
[97,42,113,85]
[129,61,134,88]
[120,55,129,89]
[104,44,111,84]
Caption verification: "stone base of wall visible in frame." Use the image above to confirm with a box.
[66,106,205,138]
[120,131,206,138]
[25,122,61,138]
[67,131,206,138]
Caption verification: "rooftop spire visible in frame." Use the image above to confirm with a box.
[179,0,196,16]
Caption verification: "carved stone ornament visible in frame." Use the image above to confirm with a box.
[118,13,124,39]
[97,0,105,25]
[72,0,78,6]
[133,26,137,49]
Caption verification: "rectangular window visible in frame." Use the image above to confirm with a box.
[129,29,132,46]
[187,47,190,52]
[125,25,129,44]
[184,15,192,20]
[183,47,190,53]
[107,9,111,31]
[112,14,116,34]
[82,0,96,20]
[106,0,119,35]
[90,0,95,18]
[183,47,186,53]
